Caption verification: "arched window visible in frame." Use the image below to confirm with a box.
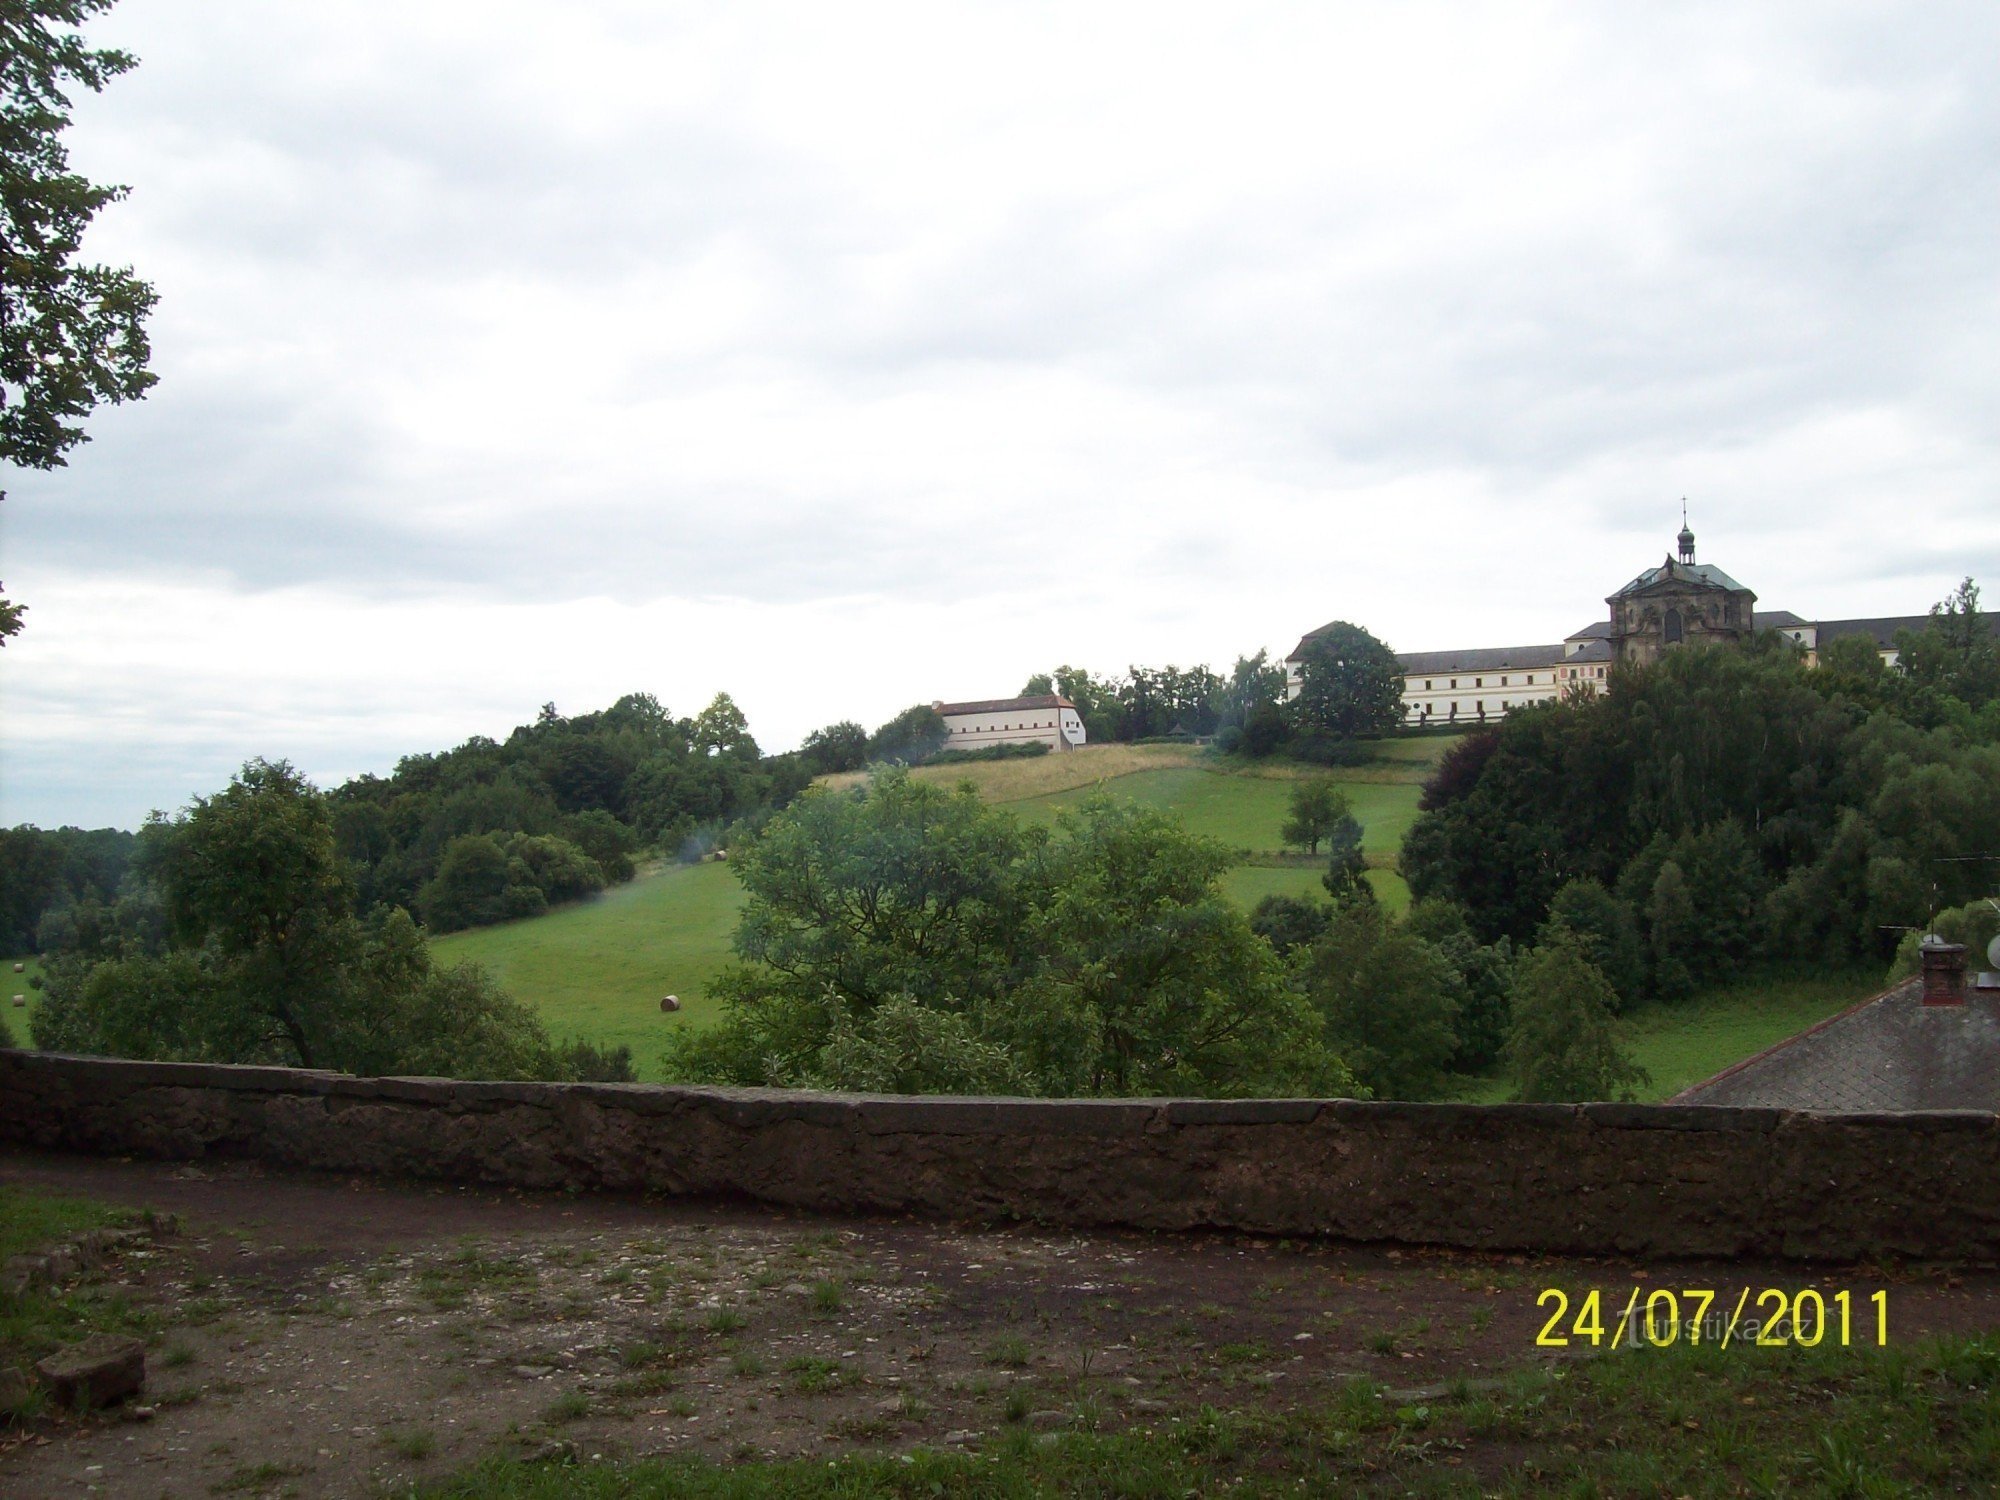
[1664,607,1684,644]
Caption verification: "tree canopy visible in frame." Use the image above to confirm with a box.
[1401,587,2000,990]
[2,0,159,641]
[665,769,1345,1099]
[31,759,622,1079]
[1285,622,1404,742]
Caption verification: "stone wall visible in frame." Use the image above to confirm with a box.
[4,1049,1998,1263]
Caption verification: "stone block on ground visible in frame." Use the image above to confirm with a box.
[34,1333,146,1409]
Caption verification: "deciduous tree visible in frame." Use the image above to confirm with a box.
[2,1,159,641]
[1504,930,1647,1102]
[1285,622,1403,740]
[1281,778,1349,856]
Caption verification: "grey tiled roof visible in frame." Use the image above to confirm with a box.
[1395,644,1567,675]
[935,694,1075,717]
[1609,558,1753,598]
[1672,980,2000,1112]
[1816,612,2000,649]
[1566,620,1613,641]
[1756,609,1809,627]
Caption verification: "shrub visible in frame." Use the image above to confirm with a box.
[1504,930,1647,1102]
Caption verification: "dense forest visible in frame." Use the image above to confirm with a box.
[1402,581,2000,993]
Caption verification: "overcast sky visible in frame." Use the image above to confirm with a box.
[4,0,1997,829]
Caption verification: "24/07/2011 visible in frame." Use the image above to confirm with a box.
[1534,1287,1889,1348]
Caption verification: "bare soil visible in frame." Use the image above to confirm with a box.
[6,1148,2000,1498]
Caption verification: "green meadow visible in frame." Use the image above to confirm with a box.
[429,744,1439,1078]
[429,860,745,1078]
[1449,968,1888,1104]
[1,953,43,1045]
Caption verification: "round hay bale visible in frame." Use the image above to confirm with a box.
[659,994,681,1013]
[11,962,22,973]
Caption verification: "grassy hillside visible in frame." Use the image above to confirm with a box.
[425,743,1445,1076]
[1011,768,1420,857]
[430,861,744,1079]
[2,954,41,1045]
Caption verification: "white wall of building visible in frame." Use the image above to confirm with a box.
[941,705,1085,751]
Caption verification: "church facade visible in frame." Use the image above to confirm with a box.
[1285,522,1971,727]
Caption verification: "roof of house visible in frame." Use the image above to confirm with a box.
[1285,621,1358,661]
[1756,609,1809,628]
[1671,979,2000,1112]
[1609,557,1754,599]
[1814,612,2000,649]
[934,694,1076,718]
[1566,620,1614,642]
[1395,644,1568,676]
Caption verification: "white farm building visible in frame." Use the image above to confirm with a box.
[934,694,1086,752]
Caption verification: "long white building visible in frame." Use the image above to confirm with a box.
[1285,524,1983,727]
[933,694,1087,752]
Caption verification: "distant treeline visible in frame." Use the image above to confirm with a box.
[1004,624,1406,764]
[0,826,137,953]
[0,688,1097,952]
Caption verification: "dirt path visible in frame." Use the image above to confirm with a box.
[7,1149,2000,1498]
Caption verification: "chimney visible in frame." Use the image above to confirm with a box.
[1920,934,1969,1007]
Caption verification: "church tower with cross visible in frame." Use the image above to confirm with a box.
[1604,506,1758,666]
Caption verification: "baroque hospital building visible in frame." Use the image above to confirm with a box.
[1285,523,1961,726]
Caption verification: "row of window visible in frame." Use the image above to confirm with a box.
[952,722,1056,731]
[1418,672,1546,690]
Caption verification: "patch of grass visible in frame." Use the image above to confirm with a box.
[0,1184,120,1262]
[820,742,1205,802]
[429,860,747,1078]
[0,1186,154,1406]
[544,1390,593,1424]
[414,1246,535,1310]
[827,1412,897,1441]
[704,1307,746,1335]
[618,1335,689,1370]
[385,1426,437,1460]
[784,1356,845,1394]
[809,1279,844,1316]
[984,1334,1032,1368]
[730,1351,765,1379]
[1218,859,1411,915]
[1213,1341,1269,1365]
[610,1369,678,1398]
[1449,966,1892,1104]
[1619,968,1891,1101]
[419,1332,2000,1497]
[210,1461,310,1493]
[1,953,45,1040]
[1013,767,1422,860]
